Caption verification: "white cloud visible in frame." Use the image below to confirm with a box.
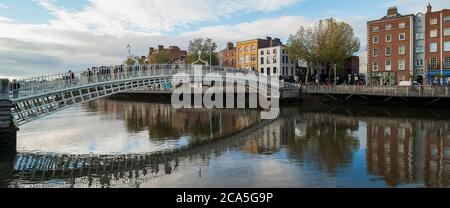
[182,16,315,46]
[35,0,301,34]
[0,3,7,9]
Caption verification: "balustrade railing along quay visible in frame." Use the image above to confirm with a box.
[301,85,450,98]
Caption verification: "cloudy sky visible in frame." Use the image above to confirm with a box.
[1,0,450,78]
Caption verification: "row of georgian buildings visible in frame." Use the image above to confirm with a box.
[220,37,298,80]
[367,4,450,85]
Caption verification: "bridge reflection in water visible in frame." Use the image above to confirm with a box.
[2,101,450,188]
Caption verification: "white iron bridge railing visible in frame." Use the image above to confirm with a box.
[9,64,271,101]
[302,85,450,98]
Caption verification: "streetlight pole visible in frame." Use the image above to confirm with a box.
[127,44,132,57]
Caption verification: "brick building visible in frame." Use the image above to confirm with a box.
[146,45,187,64]
[220,42,236,67]
[425,4,450,84]
[367,7,414,85]
[368,4,450,85]
[236,37,280,72]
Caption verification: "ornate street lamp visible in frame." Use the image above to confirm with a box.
[127,44,132,57]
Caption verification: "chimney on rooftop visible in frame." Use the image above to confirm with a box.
[387,6,398,17]
[427,3,432,13]
[158,45,164,50]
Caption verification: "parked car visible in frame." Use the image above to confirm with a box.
[399,81,421,86]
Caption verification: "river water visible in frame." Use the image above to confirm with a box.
[1,98,450,188]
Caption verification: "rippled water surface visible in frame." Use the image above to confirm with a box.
[1,99,450,188]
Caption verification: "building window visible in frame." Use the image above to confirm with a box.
[291,68,294,75]
[385,60,392,71]
[261,51,264,55]
[373,26,379,32]
[386,34,392,42]
[430,29,438,38]
[398,59,405,70]
[385,47,392,56]
[239,56,243,63]
[444,16,450,23]
[416,59,420,66]
[373,36,379,43]
[245,55,250,63]
[420,59,423,66]
[445,28,450,36]
[430,18,438,25]
[261,57,264,64]
[385,24,392,30]
[399,33,406,40]
[415,46,424,53]
[251,54,256,62]
[431,57,437,68]
[267,57,271,64]
[245,46,249,52]
[430,42,438,53]
[373,61,379,71]
[415,33,424,40]
[267,50,270,55]
[251,45,256,52]
[445,57,450,68]
[273,56,277,64]
[445,41,450,52]
[399,22,406,28]
[399,45,405,55]
[282,56,285,63]
[273,67,277,74]
[373,48,379,57]
[273,49,277,54]
[261,68,264,74]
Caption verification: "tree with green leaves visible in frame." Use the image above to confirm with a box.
[287,18,360,84]
[152,50,172,64]
[186,38,219,65]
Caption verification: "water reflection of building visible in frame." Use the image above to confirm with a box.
[84,99,260,141]
[366,118,450,187]
[241,109,360,176]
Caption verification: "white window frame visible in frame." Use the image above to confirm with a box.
[385,60,392,71]
[399,45,406,55]
[430,18,438,25]
[445,28,450,37]
[373,61,379,71]
[385,24,392,30]
[373,48,379,57]
[385,47,392,56]
[399,22,406,28]
[430,42,438,53]
[444,16,450,23]
[444,41,450,52]
[386,34,392,42]
[373,36,379,43]
[399,33,406,40]
[430,29,438,38]
[373,26,379,32]
[398,59,405,71]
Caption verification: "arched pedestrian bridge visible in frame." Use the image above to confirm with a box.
[4,64,282,127]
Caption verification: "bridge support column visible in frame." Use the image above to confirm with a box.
[0,79,16,154]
